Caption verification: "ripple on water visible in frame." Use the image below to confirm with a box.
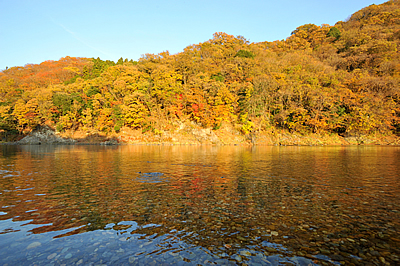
[0,145,399,265]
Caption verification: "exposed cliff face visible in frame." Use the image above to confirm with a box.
[17,126,75,145]
[114,122,248,145]
[4,123,399,146]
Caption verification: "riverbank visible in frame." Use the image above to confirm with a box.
[1,123,399,146]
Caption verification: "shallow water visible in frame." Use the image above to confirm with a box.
[0,145,399,265]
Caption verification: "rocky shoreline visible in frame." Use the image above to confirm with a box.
[1,125,399,146]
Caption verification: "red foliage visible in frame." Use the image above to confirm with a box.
[1,57,91,90]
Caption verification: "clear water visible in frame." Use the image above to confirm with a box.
[0,145,399,265]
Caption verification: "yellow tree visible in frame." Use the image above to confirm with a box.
[12,99,40,132]
[122,93,148,129]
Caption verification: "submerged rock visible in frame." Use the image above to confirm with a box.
[26,241,41,249]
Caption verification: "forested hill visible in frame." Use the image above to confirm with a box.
[1,0,399,143]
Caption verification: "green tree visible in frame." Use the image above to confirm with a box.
[327,27,341,40]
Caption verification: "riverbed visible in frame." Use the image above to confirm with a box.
[0,145,399,265]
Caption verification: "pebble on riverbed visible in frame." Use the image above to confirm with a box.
[26,242,41,249]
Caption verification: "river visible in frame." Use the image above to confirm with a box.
[0,145,399,265]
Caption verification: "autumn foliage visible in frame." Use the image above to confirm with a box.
[1,1,400,138]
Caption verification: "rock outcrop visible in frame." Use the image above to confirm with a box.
[17,126,75,145]
[100,138,119,145]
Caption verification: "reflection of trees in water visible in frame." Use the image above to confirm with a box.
[0,146,399,264]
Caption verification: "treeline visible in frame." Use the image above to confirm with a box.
[1,0,399,137]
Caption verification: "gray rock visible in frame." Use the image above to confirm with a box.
[370,250,381,257]
[61,247,69,253]
[129,256,136,263]
[27,242,41,249]
[17,126,75,145]
[240,250,251,256]
[47,253,57,260]
[102,251,112,257]
[265,247,277,252]
[331,254,345,261]
[100,139,119,145]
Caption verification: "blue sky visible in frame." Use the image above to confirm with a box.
[0,0,388,69]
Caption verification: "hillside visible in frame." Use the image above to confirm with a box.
[1,0,399,145]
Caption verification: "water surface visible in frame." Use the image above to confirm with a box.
[0,145,399,265]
